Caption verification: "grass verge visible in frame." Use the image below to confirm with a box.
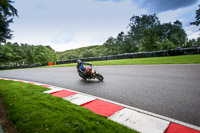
[44,54,200,68]
[0,80,137,133]
[1,55,199,71]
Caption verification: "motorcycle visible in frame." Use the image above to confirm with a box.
[77,66,104,81]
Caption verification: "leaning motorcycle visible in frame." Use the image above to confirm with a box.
[77,67,104,81]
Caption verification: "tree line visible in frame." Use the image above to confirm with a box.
[0,1,199,65]
[0,43,58,66]
[1,13,199,65]
[58,13,200,60]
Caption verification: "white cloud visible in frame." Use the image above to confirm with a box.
[157,2,200,40]
[10,0,147,51]
[157,2,198,25]
[10,0,199,52]
[185,25,200,40]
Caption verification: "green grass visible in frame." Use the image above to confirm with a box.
[1,55,200,71]
[44,54,200,68]
[0,80,137,133]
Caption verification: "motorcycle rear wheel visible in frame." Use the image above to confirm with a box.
[95,74,104,81]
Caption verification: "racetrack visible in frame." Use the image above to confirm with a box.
[0,64,200,127]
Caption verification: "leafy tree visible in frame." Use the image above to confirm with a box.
[10,42,23,65]
[92,45,105,57]
[0,17,13,43]
[103,37,117,55]
[120,35,138,53]
[58,50,79,60]
[197,37,200,46]
[128,14,160,46]
[190,5,200,30]
[186,37,200,47]
[21,43,35,65]
[157,21,186,46]
[158,39,176,50]
[139,27,161,52]
[169,21,186,46]
[186,39,196,47]
[0,42,58,66]
[33,45,57,64]
[79,49,94,58]
[115,32,125,54]
[0,0,18,44]
[45,45,55,52]
[0,0,18,17]
[0,42,13,65]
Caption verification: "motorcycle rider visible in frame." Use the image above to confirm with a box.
[77,60,92,75]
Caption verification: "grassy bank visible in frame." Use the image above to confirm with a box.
[0,80,137,133]
[45,54,200,68]
[1,55,199,71]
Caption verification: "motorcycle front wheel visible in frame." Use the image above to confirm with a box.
[95,73,104,81]
[79,73,87,80]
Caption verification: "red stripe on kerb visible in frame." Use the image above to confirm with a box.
[40,85,49,88]
[81,99,124,117]
[50,90,77,98]
[164,123,200,133]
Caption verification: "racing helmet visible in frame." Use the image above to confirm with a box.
[77,60,81,64]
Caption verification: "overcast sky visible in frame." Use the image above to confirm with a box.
[10,0,200,52]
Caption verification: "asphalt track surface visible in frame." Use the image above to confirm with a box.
[0,64,200,127]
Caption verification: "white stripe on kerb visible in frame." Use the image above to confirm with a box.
[109,108,170,133]
[63,94,96,105]
[42,86,64,94]
[43,89,63,94]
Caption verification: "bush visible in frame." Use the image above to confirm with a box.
[159,39,176,50]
